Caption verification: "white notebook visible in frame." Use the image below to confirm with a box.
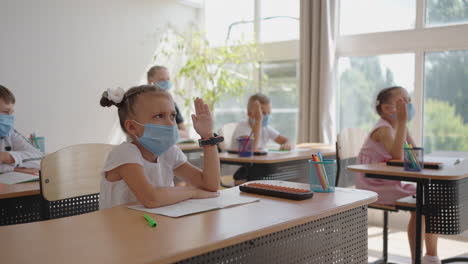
[128,191,259,217]
[0,171,39,184]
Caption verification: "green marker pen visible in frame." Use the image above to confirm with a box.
[143,214,157,228]
[268,149,288,152]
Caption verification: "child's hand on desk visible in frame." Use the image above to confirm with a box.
[191,188,220,199]
[14,167,39,174]
[0,152,14,164]
[280,143,292,151]
[191,97,213,139]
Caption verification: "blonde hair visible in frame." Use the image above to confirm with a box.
[147,65,168,83]
[247,93,270,110]
[375,86,403,115]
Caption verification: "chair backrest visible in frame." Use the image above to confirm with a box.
[218,122,238,151]
[337,128,367,159]
[40,143,114,202]
[336,128,367,187]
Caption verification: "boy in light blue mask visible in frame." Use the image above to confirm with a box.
[230,93,292,185]
[99,85,221,209]
[147,65,189,139]
[231,93,291,151]
[0,85,43,174]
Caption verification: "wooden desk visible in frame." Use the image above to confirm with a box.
[0,181,40,199]
[0,186,377,264]
[0,181,42,225]
[348,163,468,264]
[177,142,202,154]
[220,144,335,183]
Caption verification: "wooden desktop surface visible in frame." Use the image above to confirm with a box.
[0,181,40,199]
[177,142,202,152]
[348,163,468,180]
[220,143,335,164]
[0,186,376,264]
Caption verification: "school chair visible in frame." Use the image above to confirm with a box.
[336,127,398,264]
[218,122,238,188]
[39,143,114,220]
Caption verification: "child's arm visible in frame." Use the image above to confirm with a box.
[374,99,407,159]
[406,133,417,147]
[249,101,263,150]
[176,98,220,191]
[274,135,292,150]
[0,131,43,172]
[110,163,218,208]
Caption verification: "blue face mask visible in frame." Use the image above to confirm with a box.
[134,121,179,156]
[262,114,271,127]
[0,114,14,138]
[406,103,415,121]
[251,114,272,127]
[156,81,172,91]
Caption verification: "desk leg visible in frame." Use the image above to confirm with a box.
[415,182,423,264]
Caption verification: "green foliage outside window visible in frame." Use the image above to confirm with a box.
[155,28,262,111]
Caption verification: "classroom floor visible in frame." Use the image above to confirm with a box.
[368,225,468,263]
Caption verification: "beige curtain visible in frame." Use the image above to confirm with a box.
[298,0,338,144]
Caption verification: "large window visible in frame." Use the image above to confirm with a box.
[338,54,415,132]
[261,61,299,142]
[260,0,299,42]
[424,49,468,152]
[337,0,468,152]
[340,0,416,35]
[205,0,300,143]
[426,0,468,26]
[204,0,254,46]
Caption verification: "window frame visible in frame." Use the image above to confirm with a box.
[205,0,300,138]
[336,0,468,146]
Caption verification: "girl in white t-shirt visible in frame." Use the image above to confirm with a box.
[99,85,220,209]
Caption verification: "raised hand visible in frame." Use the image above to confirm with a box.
[395,98,407,123]
[249,100,263,128]
[191,97,213,139]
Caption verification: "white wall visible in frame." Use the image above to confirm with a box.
[0,0,199,152]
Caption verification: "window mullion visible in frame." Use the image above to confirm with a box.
[254,0,261,91]
[416,0,425,29]
[412,50,425,147]
[254,0,261,43]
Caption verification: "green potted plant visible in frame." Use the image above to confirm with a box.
[154,27,262,111]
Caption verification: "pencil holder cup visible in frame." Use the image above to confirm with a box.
[237,137,253,157]
[308,159,336,192]
[404,147,423,171]
[29,136,45,153]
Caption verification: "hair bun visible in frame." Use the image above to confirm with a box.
[100,91,116,107]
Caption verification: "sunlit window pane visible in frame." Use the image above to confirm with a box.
[337,54,415,132]
[204,0,254,46]
[261,61,299,142]
[260,0,299,42]
[339,0,416,35]
[425,0,468,26]
[424,50,468,152]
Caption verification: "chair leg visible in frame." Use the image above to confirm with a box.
[369,210,395,264]
[383,210,389,263]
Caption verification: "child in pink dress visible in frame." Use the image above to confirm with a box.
[356,86,440,264]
